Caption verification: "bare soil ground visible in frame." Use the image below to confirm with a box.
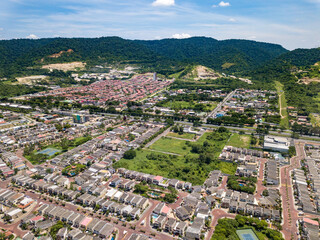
[194,65,220,80]
[42,62,86,71]
[16,75,48,85]
[298,77,320,84]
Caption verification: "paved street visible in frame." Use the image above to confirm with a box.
[254,158,267,201]
[280,141,304,240]
[205,209,235,240]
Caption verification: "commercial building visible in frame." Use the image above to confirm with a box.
[263,135,290,152]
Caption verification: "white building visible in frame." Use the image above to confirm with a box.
[263,135,290,152]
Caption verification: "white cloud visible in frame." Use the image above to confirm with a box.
[171,33,191,39]
[26,34,38,39]
[213,1,231,7]
[248,36,257,39]
[152,0,175,7]
[219,1,231,7]
[228,18,236,22]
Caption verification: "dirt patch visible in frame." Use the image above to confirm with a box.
[194,65,220,80]
[16,75,48,85]
[42,62,86,71]
[240,135,250,145]
[49,49,74,58]
[298,77,320,84]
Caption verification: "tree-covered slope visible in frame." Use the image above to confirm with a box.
[275,48,320,66]
[0,37,172,77]
[136,37,288,73]
[0,36,289,77]
[249,48,320,113]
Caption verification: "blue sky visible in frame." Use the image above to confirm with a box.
[1,0,320,50]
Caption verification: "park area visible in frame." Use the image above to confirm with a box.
[24,135,92,165]
[37,148,61,156]
[213,215,284,240]
[114,128,237,185]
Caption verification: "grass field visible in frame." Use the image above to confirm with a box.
[162,100,217,112]
[275,81,289,129]
[114,130,237,184]
[148,137,191,155]
[166,132,196,140]
[226,133,251,148]
[309,113,320,127]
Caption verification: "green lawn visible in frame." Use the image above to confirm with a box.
[114,130,237,185]
[167,132,196,140]
[162,100,217,112]
[275,81,289,129]
[309,113,320,127]
[148,137,191,155]
[226,133,251,148]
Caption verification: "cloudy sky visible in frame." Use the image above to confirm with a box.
[1,0,320,50]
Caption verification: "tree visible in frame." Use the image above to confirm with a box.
[163,193,177,203]
[123,150,136,159]
[165,118,174,126]
[50,221,64,240]
[289,146,296,157]
[134,183,149,194]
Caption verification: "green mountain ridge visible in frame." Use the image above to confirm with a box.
[136,37,288,73]
[0,36,289,78]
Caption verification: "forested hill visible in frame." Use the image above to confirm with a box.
[136,37,288,73]
[0,37,170,77]
[0,36,288,77]
[250,47,320,83]
[274,47,320,66]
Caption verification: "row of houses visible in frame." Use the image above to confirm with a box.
[152,216,205,239]
[219,146,263,164]
[151,200,210,239]
[0,156,14,177]
[300,218,320,240]
[217,189,281,222]
[265,160,279,185]
[203,170,222,189]
[305,159,320,212]
[1,151,26,170]
[0,188,24,206]
[37,204,114,239]
[293,168,316,213]
[117,168,192,190]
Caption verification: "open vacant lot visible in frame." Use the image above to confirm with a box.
[16,75,48,85]
[162,100,217,112]
[166,132,196,140]
[226,133,251,148]
[147,136,191,155]
[114,130,237,184]
[42,62,86,71]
